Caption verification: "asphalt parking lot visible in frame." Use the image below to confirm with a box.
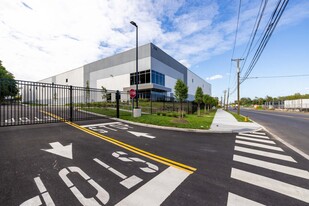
[0,115,308,205]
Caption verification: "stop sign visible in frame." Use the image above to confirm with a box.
[129,89,136,99]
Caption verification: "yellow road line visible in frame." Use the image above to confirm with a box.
[41,111,197,174]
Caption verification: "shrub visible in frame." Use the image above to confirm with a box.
[162,112,167,116]
[157,112,161,116]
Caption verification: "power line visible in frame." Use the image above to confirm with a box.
[229,1,266,101]
[229,73,308,95]
[241,0,289,84]
[227,0,242,107]
[240,0,268,73]
[246,74,309,79]
[228,0,242,85]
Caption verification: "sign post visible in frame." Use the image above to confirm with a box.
[130,89,136,99]
[130,89,136,112]
[129,89,141,117]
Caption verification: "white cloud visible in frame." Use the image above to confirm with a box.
[179,59,191,68]
[0,0,307,81]
[207,74,223,81]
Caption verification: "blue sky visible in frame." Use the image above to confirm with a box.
[0,0,308,101]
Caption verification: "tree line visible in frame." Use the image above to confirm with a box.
[237,93,309,106]
[0,60,18,101]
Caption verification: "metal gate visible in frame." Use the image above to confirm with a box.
[0,79,118,127]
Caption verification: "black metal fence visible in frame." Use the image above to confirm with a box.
[0,78,199,127]
[0,79,118,126]
[117,94,196,115]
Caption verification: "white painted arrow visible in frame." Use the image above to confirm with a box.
[128,131,156,139]
[41,142,73,159]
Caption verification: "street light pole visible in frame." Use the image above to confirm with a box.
[130,21,139,108]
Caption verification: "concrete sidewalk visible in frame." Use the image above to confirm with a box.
[210,109,261,132]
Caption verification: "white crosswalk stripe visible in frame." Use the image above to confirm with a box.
[227,192,265,206]
[235,146,296,162]
[228,131,308,205]
[233,155,309,179]
[238,133,269,139]
[251,131,266,136]
[235,140,284,151]
[231,168,309,203]
[236,135,275,144]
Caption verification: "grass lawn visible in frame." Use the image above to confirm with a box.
[82,107,217,130]
[227,110,251,122]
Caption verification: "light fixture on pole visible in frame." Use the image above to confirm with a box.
[130,21,139,108]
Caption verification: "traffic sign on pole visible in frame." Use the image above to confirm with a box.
[130,89,136,99]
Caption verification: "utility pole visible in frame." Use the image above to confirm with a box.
[223,90,227,110]
[226,88,230,110]
[232,58,244,115]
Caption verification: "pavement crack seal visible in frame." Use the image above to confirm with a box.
[41,111,197,174]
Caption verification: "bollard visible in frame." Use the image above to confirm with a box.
[244,116,249,122]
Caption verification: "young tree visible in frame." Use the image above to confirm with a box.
[213,97,219,107]
[203,94,212,113]
[101,86,107,101]
[211,97,218,109]
[0,60,18,102]
[174,79,188,118]
[195,87,203,116]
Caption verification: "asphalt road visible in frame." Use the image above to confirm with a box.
[1,114,308,206]
[239,108,309,156]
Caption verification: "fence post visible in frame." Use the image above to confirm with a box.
[69,85,73,122]
[116,90,120,118]
[163,96,165,111]
[150,92,152,115]
[187,101,189,114]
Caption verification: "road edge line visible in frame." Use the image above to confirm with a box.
[250,119,309,160]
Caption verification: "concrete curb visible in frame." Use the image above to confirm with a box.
[78,110,262,134]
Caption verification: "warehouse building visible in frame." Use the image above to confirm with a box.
[40,43,211,101]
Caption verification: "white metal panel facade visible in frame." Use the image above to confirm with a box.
[39,77,53,84]
[165,75,177,97]
[55,67,84,86]
[89,57,151,89]
[96,73,130,91]
[187,70,211,100]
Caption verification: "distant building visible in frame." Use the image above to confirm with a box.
[40,43,211,101]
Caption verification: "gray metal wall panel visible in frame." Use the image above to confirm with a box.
[151,57,184,81]
[84,43,151,85]
[150,43,187,84]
